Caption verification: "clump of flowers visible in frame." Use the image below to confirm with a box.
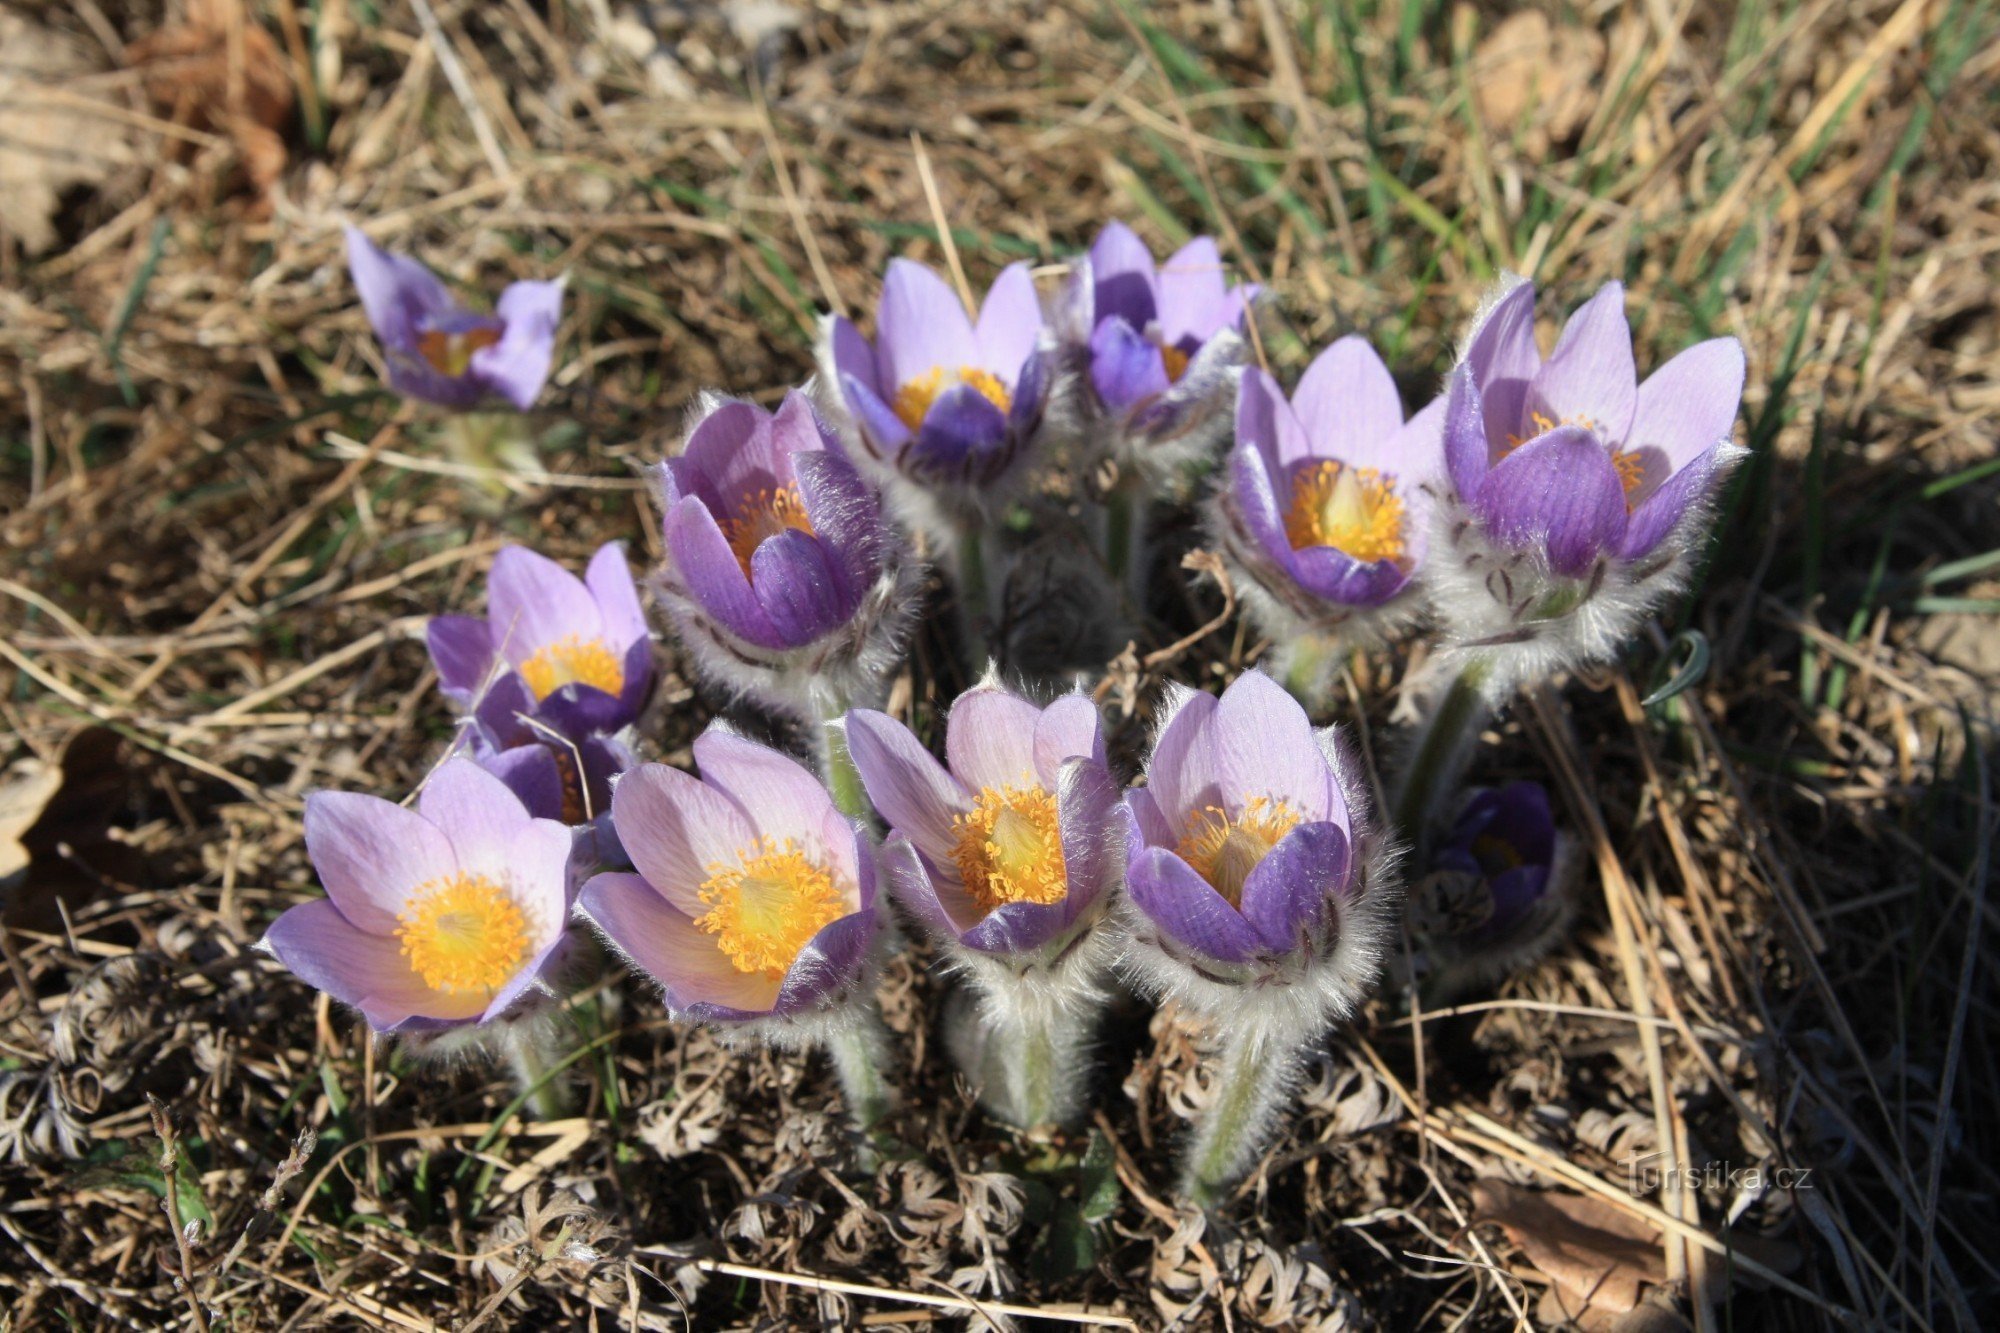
[1411,782,1577,999]
[845,680,1121,1129]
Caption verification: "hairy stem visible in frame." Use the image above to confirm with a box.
[502,1024,574,1121]
[827,1009,897,1138]
[955,525,992,666]
[1276,630,1342,712]
[1181,1022,1297,1207]
[1103,481,1150,614]
[1390,656,1494,858]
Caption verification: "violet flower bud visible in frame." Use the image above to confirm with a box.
[344,226,564,411]
[844,682,1121,1128]
[1425,277,1746,698]
[1413,782,1577,997]
[259,759,578,1033]
[1052,221,1258,481]
[656,390,918,724]
[817,258,1050,532]
[1211,339,1447,695]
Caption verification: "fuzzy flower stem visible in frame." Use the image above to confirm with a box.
[501,1024,574,1121]
[827,1007,897,1137]
[1103,478,1150,613]
[954,525,992,665]
[964,983,1089,1131]
[440,411,537,501]
[1391,656,1494,857]
[814,706,872,823]
[1182,1018,1297,1207]
[1277,631,1343,712]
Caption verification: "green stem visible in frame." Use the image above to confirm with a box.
[1390,656,1494,859]
[1279,631,1341,711]
[827,1015,896,1137]
[955,525,992,666]
[815,713,871,822]
[1104,481,1150,614]
[502,1026,574,1121]
[1182,1024,1292,1207]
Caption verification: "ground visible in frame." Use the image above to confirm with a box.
[2,0,1997,1329]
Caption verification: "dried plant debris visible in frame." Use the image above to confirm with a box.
[0,13,137,255]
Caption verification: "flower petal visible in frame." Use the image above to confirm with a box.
[1462,277,1541,455]
[1628,336,1745,478]
[1156,235,1230,344]
[692,728,837,844]
[663,494,785,649]
[878,258,976,391]
[487,545,602,666]
[474,278,565,410]
[578,871,782,1017]
[427,614,496,705]
[343,225,454,354]
[303,791,458,934]
[418,758,533,880]
[1033,694,1107,788]
[1473,425,1629,576]
[1290,335,1405,468]
[828,314,881,398]
[1214,670,1335,823]
[774,902,879,1016]
[792,448,884,591]
[261,898,460,1030]
[911,383,1010,473]
[1237,820,1349,953]
[1088,220,1159,331]
[585,543,648,650]
[607,763,756,915]
[845,709,970,864]
[1145,687,1221,830]
[837,371,913,458]
[946,687,1044,793]
[1619,441,1722,559]
[1529,280,1636,445]
[1124,841,1262,965]
[1088,316,1170,411]
[750,527,848,646]
[474,743,566,822]
[973,261,1043,381]
[1442,364,1490,501]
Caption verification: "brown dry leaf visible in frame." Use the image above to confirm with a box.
[0,15,135,254]
[127,0,294,209]
[0,757,63,883]
[1471,1178,1667,1318]
[1473,9,1606,151]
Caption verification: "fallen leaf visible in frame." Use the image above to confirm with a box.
[127,0,294,211]
[0,757,63,884]
[1471,1178,1666,1318]
[0,15,136,254]
[0,727,147,935]
[1473,10,1606,152]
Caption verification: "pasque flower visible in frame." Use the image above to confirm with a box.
[577,728,894,1126]
[1119,670,1394,1203]
[1413,782,1576,996]
[260,759,577,1033]
[428,543,653,739]
[1054,221,1256,475]
[345,225,564,411]
[1424,277,1746,695]
[656,391,917,733]
[845,683,1121,1128]
[1213,338,1447,695]
[819,258,1049,523]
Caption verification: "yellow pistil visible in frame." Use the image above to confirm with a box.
[718,484,816,577]
[519,634,625,701]
[694,839,847,980]
[1284,461,1407,564]
[891,365,1012,431]
[416,326,502,376]
[1175,797,1301,907]
[397,873,532,995]
[951,781,1068,912]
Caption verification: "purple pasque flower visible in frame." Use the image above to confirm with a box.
[1056,221,1257,470]
[428,543,653,739]
[1215,338,1447,646]
[260,759,577,1033]
[577,728,882,1031]
[1120,670,1392,1015]
[344,225,564,411]
[819,258,1049,514]
[845,685,1120,960]
[1415,782,1575,990]
[656,390,917,719]
[1444,277,1745,576]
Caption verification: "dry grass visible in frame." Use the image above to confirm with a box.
[3,0,1998,1327]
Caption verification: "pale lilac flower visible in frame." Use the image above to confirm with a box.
[1420,277,1747,696]
[260,759,576,1033]
[1414,782,1576,993]
[344,226,564,411]
[655,391,917,722]
[428,543,653,739]
[1214,339,1447,657]
[577,729,882,1030]
[819,258,1049,519]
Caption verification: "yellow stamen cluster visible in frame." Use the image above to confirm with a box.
[397,874,532,994]
[1174,797,1302,907]
[1471,833,1526,873]
[1158,343,1190,383]
[891,365,1011,431]
[1285,461,1407,564]
[416,326,502,376]
[951,781,1068,912]
[718,484,816,577]
[695,839,846,980]
[520,634,625,701]
[1611,449,1647,498]
[1500,410,1648,509]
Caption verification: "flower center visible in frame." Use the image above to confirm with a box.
[1470,832,1526,876]
[1158,342,1190,383]
[694,839,847,979]
[397,873,532,994]
[718,484,816,577]
[1174,797,1301,907]
[891,366,1011,431]
[519,633,625,701]
[1285,461,1407,563]
[951,781,1067,912]
[417,326,502,376]
[1502,410,1647,509]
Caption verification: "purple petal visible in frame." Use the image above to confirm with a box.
[344,225,454,355]
[302,791,458,935]
[677,399,779,511]
[1389,391,1451,489]
[1088,317,1170,411]
[1462,278,1541,454]
[1473,425,1629,577]
[1155,236,1230,344]
[1126,786,1176,847]
[487,546,602,667]
[585,543,647,649]
[1236,820,1349,953]
[1146,687,1223,829]
[262,898,450,1031]
[877,258,976,391]
[837,371,914,457]
[911,382,1011,472]
[608,763,756,914]
[973,261,1043,381]
[1290,544,1413,606]
[1619,441,1721,559]
[470,670,538,749]
[829,314,881,399]
[1214,670,1335,823]
[692,729,838,845]
[1629,337,1745,479]
[1088,221,1159,331]
[879,836,967,940]
[1049,756,1119,918]
[791,448,884,591]
[478,818,578,1021]
[1125,843,1262,965]
[1230,377,1299,566]
[1442,364,1490,502]
[578,871,781,1018]
[473,278,565,410]
[1290,336,1404,467]
[428,614,496,705]
[662,494,785,649]
[1032,694,1107,788]
[750,527,849,646]
[417,758,533,877]
[1529,281,1636,445]
[773,901,879,1016]
[475,744,566,822]
[1008,344,1051,435]
[945,687,1043,794]
[844,709,969,865]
